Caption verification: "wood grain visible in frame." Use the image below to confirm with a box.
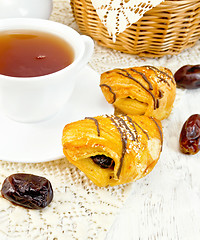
[106,88,200,240]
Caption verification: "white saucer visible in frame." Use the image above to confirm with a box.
[0,66,113,163]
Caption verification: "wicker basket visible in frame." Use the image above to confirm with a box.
[70,0,200,57]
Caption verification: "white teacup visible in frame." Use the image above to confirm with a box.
[0,18,94,122]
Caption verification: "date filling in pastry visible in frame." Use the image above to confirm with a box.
[62,114,163,187]
[91,155,115,169]
[100,66,176,120]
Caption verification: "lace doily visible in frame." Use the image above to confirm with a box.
[0,0,199,239]
[0,159,132,240]
[50,0,200,75]
[91,0,164,38]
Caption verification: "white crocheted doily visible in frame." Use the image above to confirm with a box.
[0,0,199,239]
[0,159,132,240]
[51,0,200,75]
[91,0,164,38]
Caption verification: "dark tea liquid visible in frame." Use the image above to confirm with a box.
[0,30,74,77]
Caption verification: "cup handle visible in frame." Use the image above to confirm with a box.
[79,35,94,68]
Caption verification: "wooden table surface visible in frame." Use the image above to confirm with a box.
[106,88,200,240]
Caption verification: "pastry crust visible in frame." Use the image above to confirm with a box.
[62,115,163,187]
[100,66,176,120]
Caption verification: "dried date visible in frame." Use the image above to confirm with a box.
[91,155,115,169]
[1,173,53,209]
[174,65,200,89]
[179,114,200,154]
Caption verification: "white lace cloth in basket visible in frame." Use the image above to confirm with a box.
[0,0,200,240]
[91,0,165,38]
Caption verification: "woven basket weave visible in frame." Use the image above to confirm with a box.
[70,0,200,57]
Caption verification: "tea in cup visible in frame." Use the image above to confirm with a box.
[0,18,94,122]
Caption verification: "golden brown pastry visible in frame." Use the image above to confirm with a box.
[100,66,176,120]
[62,114,163,187]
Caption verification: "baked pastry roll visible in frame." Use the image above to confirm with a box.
[62,114,163,187]
[100,66,176,120]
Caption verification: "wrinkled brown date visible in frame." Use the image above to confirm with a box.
[1,173,53,209]
[91,155,115,169]
[174,65,200,89]
[179,114,200,154]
